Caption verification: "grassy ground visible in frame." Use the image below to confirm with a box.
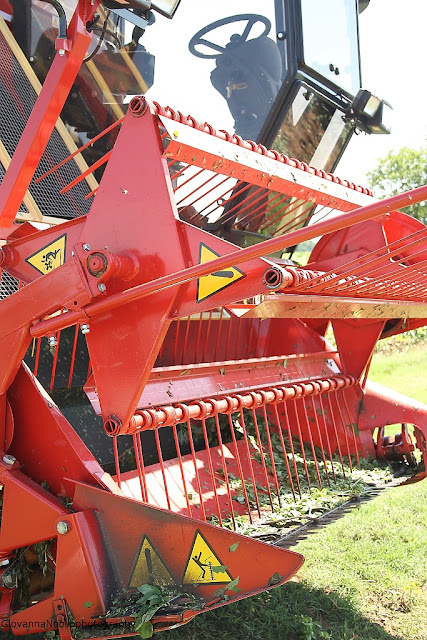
[166,345,427,640]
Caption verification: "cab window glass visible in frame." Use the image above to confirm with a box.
[300,0,360,95]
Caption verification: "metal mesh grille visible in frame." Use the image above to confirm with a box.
[0,28,92,218]
[0,271,19,299]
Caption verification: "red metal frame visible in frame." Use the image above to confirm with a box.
[0,2,426,634]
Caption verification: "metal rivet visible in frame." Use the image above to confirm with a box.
[56,521,70,535]
[58,49,65,57]
[48,335,58,347]
[2,454,16,466]
[82,243,91,251]
[81,324,90,335]
[71,250,75,257]
[98,283,106,293]
[277,32,286,40]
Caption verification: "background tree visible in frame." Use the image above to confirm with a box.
[367,146,427,224]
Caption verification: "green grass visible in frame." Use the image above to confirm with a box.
[166,347,427,640]
[369,344,427,404]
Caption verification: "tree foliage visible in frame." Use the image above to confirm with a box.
[367,146,427,224]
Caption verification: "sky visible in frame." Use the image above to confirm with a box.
[337,0,427,188]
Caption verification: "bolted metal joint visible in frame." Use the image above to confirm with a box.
[1,570,17,589]
[2,454,16,466]
[80,324,90,335]
[56,521,70,535]
[48,335,58,347]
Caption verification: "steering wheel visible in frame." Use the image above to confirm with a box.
[189,14,271,59]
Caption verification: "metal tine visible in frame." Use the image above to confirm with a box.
[271,403,296,500]
[225,312,234,358]
[341,389,361,467]
[182,315,191,365]
[218,185,269,226]
[172,318,180,364]
[168,161,190,185]
[317,394,337,482]
[362,256,427,298]
[200,417,223,525]
[250,405,274,510]
[326,393,346,477]
[185,419,206,521]
[211,181,252,222]
[171,424,192,517]
[331,393,353,472]
[113,436,121,488]
[238,408,262,518]
[318,244,427,296]
[33,338,42,378]
[67,324,80,388]
[214,308,224,361]
[261,402,282,506]
[187,176,235,220]
[184,175,232,219]
[194,312,203,362]
[35,116,124,184]
[261,198,308,234]
[299,227,427,292]
[84,186,98,200]
[224,188,270,227]
[227,412,253,523]
[273,203,315,236]
[154,428,172,511]
[240,191,288,228]
[235,316,243,359]
[258,194,300,231]
[133,432,148,503]
[213,413,236,529]
[175,172,219,209]
[173,166,205,194]
[60,150,112,194]
[288,398,311,489]
[326,255,427,299]
[300,397,322,488]
[280,399,302,496]
[202,310,213,362]
[310,396,330,486]
[50,330,61,390]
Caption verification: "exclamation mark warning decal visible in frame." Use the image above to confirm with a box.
[129,536,176,587]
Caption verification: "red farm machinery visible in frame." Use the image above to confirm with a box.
[0,0,426,637]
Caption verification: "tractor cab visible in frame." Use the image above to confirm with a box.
[2,0,388,176]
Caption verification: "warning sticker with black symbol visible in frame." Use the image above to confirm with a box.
[129,536,176,588]
[182,531,232,584]
[25,234,67,275]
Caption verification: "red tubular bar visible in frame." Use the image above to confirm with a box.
[118,376,356,436]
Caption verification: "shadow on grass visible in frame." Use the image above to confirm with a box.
[3,582,405,640]
[165,581,405,640]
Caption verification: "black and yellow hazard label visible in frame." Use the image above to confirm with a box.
[129,536,176,588]
[197,243,245,303]
[25,234,67,275]
[182,531,232,585]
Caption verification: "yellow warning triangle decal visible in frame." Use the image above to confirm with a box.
[129,536,176,588]
[26,234,67,275]
[197,243,245,303]
[182,531,232,585]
